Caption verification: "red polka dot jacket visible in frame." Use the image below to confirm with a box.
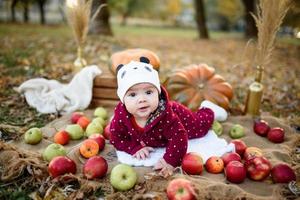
[110,87,214,167]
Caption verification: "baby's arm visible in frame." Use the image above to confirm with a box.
[162,118,188,168]
[110,116,143,155]
[155,120,187,177]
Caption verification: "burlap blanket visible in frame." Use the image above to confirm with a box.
[1,110,299,200]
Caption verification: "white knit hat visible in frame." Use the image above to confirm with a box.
[117,60,161,102]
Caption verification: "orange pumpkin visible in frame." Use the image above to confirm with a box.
[110,48,160,74]
[165,64,233,110]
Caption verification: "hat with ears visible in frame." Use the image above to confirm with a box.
[116,57,161,103]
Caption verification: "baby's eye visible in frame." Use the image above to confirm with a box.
[146,90,153,95]
[128,92,136,97]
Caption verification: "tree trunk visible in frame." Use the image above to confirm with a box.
[89,0,113,36]
[194,0,209,39]
[38,0,46,25]
[23,0,29,23]
[242,0,257,38]
[11,0,18,22]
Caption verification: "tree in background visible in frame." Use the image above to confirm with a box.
[242,0,257,38]
[10,0,17,22]
[10,0,30,23]
[89,0,113,35]
[37,0,46,24]
[9,0,47,24]
[194,0,209,39]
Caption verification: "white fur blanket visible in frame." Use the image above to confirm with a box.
[17,65,101,114]
[116,130,235,167]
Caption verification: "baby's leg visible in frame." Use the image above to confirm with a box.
[200,100,227,121]
[193,107,214,138]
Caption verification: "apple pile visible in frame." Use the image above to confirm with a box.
[253,119,285,143]
[180,138,296,185]
[51,106,110,147]
[42,107,111,180]
[64,107,109,141]
[223,146,271,183]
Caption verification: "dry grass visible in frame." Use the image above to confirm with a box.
[252,0,292,71]
[65,0,92,47]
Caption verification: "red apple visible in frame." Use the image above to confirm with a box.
[103,123,111,140]
[48,156,76,178]
[88,133,105,151]
[181,152,203,175]
[245,156,272,181]
[166,178,196,200]
[244,147,263,161]
[230,139,247,157]
[54,130,70,145]
[225,161,246,184]
[267,127,285,143]
[71,112,84,124]
[253,119,270,137]
[221,152,241,166]
[83,156,108,179]
[271,163,296,183]
[205,156,224,174]
[77,116,91,130]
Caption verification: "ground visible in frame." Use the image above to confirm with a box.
[0,23,299,199]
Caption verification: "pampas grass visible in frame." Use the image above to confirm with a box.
[252,0,292,74]
[66,0,92,47]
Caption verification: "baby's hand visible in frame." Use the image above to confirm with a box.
[133,146,154,160]
[154,158,174,178]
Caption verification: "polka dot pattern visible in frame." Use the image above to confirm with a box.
[110,86,214,167]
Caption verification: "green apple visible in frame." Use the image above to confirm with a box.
[85,122,103,137]
[43,143,66,162]
[110,164,137,191]
[65,124,84,140]
[24,127,43,145]
[94,107,108,120]
[229,124,245,139]
[212,121,223,136]
[92,117,106,127]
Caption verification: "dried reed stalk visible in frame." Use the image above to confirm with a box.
[252,0,292,70]
[66,0,92,47]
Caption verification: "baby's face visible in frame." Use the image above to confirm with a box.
[123,83,159,121]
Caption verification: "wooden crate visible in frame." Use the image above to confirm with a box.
[91,72,119,109]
